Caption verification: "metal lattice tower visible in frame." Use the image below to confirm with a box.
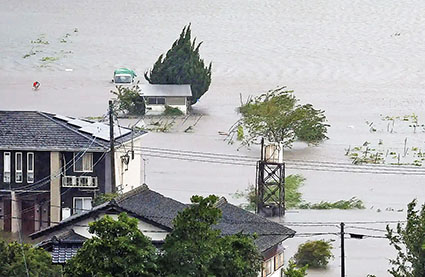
[255,139,285,217]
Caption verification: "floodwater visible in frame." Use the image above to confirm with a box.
[2,0,425,275]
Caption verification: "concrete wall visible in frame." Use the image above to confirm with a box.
[145,96,188,115]
[115,136,144,193]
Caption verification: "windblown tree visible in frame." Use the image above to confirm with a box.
[65,213,158,277]
[159,195,262,277]
[233,86,329,148]
[386,199,425,276]
[144,24,212,105]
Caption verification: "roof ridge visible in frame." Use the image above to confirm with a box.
[215,196,228,207]
[115,183,149,203]
[37,112,108,150]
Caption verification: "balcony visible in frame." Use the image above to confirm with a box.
[62,176,98,188]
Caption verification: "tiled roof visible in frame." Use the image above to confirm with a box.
[0,111,146,151]
[214,200,295,252]
[32,185,295,253]
[116,185,186,229]
[116,186,295,252]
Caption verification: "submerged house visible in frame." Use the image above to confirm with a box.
[31,185,295,277]
[140,84,192,115]
[0,111,146,235]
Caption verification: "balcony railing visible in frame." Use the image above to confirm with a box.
[62,176,98,188]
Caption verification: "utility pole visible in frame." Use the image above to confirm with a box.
[341,222,345,277]
[109,100,116,193]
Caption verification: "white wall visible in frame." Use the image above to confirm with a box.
[114,136,144,193]
[145,104,187,115]
[70,212,169,241]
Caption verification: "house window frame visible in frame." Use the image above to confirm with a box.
[15,152,23,183]
[3,152,11,183]
[147,97,166,105]
[262,257,273,277]
[274,252,284,271]
[73,197,92,214]
[73,152,93,172]
[27,152,34,183]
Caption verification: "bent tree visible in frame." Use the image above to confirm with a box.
[232,86,329,148]
[145,24,212,105]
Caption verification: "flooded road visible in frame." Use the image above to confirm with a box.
[2,0,425,275]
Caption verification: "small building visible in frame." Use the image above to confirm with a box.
[140,84,192,115]
[31,185,295,277]
[0,111,146,235]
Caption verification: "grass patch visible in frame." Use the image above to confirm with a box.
[31,35,49,45]
[299,197,365,209]
[40,56,59,62]
[23,50,36,59]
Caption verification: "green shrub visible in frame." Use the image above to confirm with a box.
[111,85,145,115]
[283,260,308,277]
[294,240,333,268]
[93,193,119,207]
[163,105,184,116]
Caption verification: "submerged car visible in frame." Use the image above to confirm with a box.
[112,68,137,84]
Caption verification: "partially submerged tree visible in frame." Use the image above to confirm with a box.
[0,240,61,277]
[294,240,333,268]
[386,199,425,276]
[233,174,305,211]
[159,195,262,277]
[65,213,157,277]
[111,85,145,115]
[144,24,212,105]
[232,87,329,148]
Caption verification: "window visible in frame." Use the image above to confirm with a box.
[114,75,132,84]
[73,197,92,214]
[262,258,273,277]
[15,152,23,183]
[74,153,93,172]
[27,152,34,183]
[147,97,166,105]
[3,152,11,183]
[166,97,185,105]
[274,252,284,270]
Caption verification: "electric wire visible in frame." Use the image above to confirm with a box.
[122,149,425,175]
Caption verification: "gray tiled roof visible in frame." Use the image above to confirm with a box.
[215,200,295,252]
[117,186,295,252]
[116,185,186,229]
[32,185,295,253]
[0,111,146,151]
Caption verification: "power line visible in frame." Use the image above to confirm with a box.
[123,149,425,175]
[136,146,425,172]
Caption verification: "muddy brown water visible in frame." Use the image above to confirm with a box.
[2,0,425,275]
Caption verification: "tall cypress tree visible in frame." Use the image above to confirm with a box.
[144,24,212,105]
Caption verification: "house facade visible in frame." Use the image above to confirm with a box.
[139,84,192,115]
[0,111,146,235]
[31,185,295,277]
